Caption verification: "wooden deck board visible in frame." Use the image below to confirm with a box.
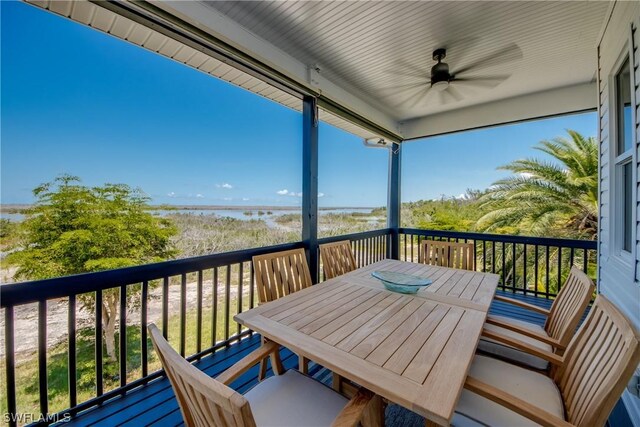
[58,290,625,427]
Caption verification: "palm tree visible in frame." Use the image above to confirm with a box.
[476,130,598,239]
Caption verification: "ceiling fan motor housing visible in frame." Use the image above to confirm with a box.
[430,48,451,86]
[431,62,450,83]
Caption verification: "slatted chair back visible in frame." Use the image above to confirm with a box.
[448,242,475,270]
[320,240,358,279]
[554,295,640,427]
[420,240,450,267]
[148,324,256,427]
[420,240,475,270]
[544,267,595,348]
[253,248,312,304]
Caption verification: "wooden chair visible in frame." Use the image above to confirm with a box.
[253,248,312,304]
[253,248,312,376]
[148,324,383,427]
[452,295,640,427]
[320,240,357,280]
[420,240,475,270]
[479,266,595,370]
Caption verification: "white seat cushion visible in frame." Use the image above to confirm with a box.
[477,315,552,370]
[244,370,348,427]
[452,355,565,427]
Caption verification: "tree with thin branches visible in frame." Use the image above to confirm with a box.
[8,175,178,360]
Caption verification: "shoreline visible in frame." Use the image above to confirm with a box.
[1,204,379,213]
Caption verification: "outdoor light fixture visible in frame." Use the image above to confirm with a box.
[363,137,390,148]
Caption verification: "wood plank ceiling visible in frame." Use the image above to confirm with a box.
[203,1,610,121]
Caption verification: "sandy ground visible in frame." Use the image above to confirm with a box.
[0,279,244,362]
[1,266,18,284]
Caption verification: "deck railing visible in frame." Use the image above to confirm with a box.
[0,227,596,426]
[0,229,389,426]
[1,241,305,426]
[317,229,391,280]
[399,228,598,298]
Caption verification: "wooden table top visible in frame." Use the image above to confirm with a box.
[341,259,498,312]
[235,259,499,425]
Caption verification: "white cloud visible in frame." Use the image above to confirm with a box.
[520,172,534,179]
[196,194,204,198]
[223,197,232,201]
[167,192,176,197]
[455,193,467,200]
[242,197,250,201]
[277,189,307,197]
[217,183,233,189]
[318,192,325,198]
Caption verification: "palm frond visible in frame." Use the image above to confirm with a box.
[477,130,598,239]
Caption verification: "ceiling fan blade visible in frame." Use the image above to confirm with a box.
[383,59,430,80]
[452,43,522,75]
[452,75,511,88]
[395,85,430,108]
[409,85,434,108]
[441,89,459,104]
[380,81,428,94]
[436,37,478,67]
[385,69,429,80]
[446,85,464,102]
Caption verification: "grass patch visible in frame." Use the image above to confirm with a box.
[0,293,251,420]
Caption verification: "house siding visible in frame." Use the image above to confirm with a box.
[598,3,640,425]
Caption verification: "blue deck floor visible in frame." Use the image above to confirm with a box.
[58,290,632,427]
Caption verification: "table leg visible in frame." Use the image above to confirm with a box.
[299,354,309,374]
[332,371,343,392]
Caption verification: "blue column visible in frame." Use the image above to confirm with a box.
[388,143,401,259]
[302,96,319,283]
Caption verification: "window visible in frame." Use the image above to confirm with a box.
[614,57,633,254]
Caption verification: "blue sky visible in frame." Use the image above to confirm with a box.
[2,2,596,208]
[402,112,596,202]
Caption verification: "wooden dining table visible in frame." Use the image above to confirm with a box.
[234,259,499,426]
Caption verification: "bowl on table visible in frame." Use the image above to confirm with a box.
[371,270,432,294]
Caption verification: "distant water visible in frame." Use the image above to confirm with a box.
[1,212,24,222]
[155,208,374,228]
[1,208,375,225]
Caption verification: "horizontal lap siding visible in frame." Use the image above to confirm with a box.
[598,3,640,425]
[636,19,640,280]
[598,1,640,312]
[600,50,610,266]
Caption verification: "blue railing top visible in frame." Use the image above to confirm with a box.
[0,241,304,308]
[400,228,597,250]
[317,227,392,245]
[1,227,596,308]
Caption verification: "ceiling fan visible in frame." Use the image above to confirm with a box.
[388,43,522,108]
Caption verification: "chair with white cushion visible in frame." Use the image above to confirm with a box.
[453,295,640,427]
[149,323,383,427]
[478,266,594,370]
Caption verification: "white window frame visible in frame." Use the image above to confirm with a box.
[609,45,636,271]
